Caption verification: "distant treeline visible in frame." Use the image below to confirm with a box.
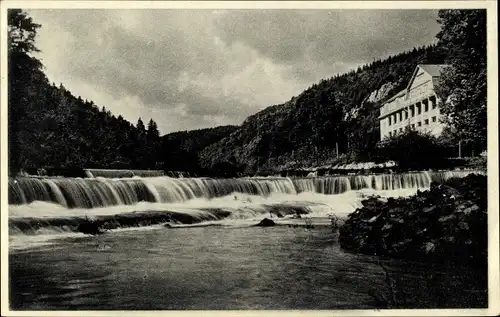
[7,9,486,177]
[160,125,238,176]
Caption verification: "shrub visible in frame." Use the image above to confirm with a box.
[376,129,449,171]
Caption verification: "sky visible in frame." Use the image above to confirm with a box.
[27,9,441,135]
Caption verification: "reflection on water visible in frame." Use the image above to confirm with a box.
[10,226,487,310]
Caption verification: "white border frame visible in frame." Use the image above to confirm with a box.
[1,1,498,316]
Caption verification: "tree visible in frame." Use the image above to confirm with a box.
[147,119,160,140]
[136,118,146,134]
[376,129,448,171]
[144,119,161,168]
[8,9,46,172]
[8,9,41,54]
[434,9,487,151]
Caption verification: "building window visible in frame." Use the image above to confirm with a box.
[432,116,437,123]
[424,103,429,112]
[394,114,397,123]
[399,112,402,121]
[432,102,437,109]
[404,111,408,120]
[411,123,415,129]
[417,105,421,115]
[424,119,429,125]
[417,121,422,127]
[388,116,392,125]
[410,107,415,117]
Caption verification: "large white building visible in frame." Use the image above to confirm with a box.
[378,64,449,141]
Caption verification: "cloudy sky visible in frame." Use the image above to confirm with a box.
[28,9,441,134]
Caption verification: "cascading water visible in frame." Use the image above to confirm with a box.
[9,170,479,208]
[7,170,482,247]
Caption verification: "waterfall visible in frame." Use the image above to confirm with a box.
[8,170,480,209]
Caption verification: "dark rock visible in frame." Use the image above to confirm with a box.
[339,174,487,264]
[77,220,106,235]
[255,218,276,227]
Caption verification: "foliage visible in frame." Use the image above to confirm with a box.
[160,126,238,175]
[8,9,41,54]
[8,9,46,172]
[434,9,487,150]
[375,129,450,171]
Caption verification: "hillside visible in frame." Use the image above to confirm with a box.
[8,10,164,173]
[160,125,238,175]
[199,45,447,175]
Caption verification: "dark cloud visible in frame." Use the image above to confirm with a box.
[28,9,440,134]
[214,10,440,81]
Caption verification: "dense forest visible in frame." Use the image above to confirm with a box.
[7,9,487,176]
[160,125,238,175]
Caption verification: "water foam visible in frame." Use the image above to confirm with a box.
[8,171,480,250]
[9,170,476,209]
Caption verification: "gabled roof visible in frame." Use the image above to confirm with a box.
[406,64,450,91]
[382,64,450,105]
[384,88,406,103]
[418,64,450,77]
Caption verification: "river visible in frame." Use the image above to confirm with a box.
[7,170,487,309]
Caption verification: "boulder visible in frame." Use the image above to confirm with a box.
[339,174,487,264]
[255,218,276,227]
[77,221,106,235]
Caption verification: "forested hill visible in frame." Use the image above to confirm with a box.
[160,125,238,175]
[199,45,447,175]
[8,9,165,172]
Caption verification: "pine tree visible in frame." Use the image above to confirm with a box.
[136,118,146,134]
[147,119,160,140]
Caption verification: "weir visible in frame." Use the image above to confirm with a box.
[8,170,478,209]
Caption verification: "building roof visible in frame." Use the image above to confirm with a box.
[417,64,451,77]
[383,88,406,103]
[382,64,450,105]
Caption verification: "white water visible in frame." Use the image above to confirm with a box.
[8,171,480,250]
[8,188,416,250]
[9,170,476,209]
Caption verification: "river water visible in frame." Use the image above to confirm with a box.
[7,171,487,310]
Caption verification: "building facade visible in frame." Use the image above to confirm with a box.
[378,64,449,141]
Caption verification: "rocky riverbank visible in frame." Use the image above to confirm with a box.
[339,173,487,264]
